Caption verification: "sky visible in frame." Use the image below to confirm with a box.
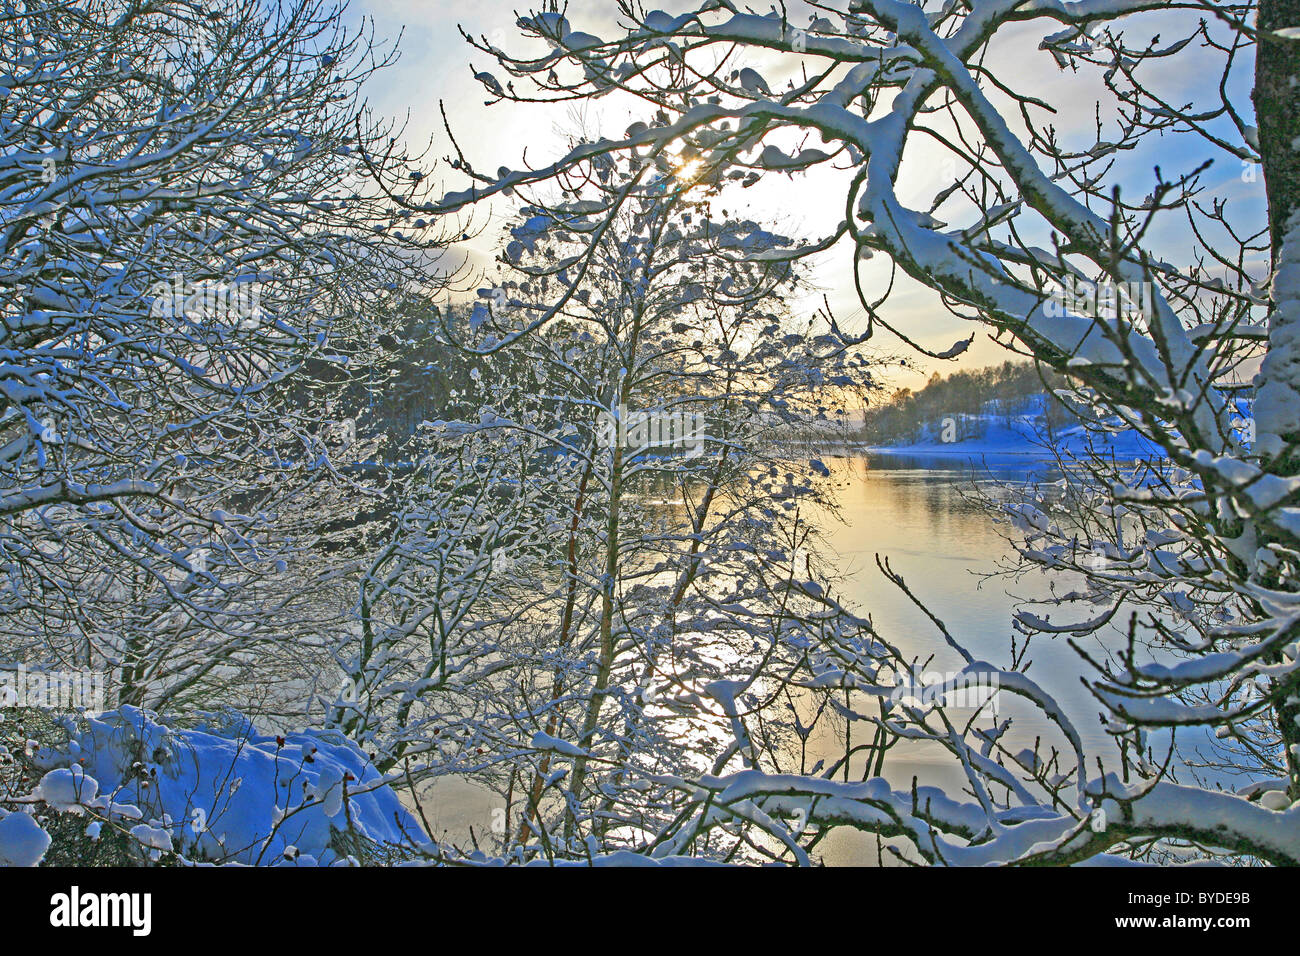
[350,0,1267,390]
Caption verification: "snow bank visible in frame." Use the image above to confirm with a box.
[871,399,1160,460]
[0,809,52,866]
[8,707,424,866]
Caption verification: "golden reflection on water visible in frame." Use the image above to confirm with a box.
[414,453,1119,864]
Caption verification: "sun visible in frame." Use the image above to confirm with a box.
[674,157,704,182]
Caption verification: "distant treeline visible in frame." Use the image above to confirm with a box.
[861,360,1075,445]
[293,298,507,458]
[308,320,1082,455]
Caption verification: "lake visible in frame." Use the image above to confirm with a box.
[799,451,1121,864]
[415,449,1128,863]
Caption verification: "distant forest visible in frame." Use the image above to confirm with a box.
[297,300,506,461]
[860,360,1076,445]
[329,331,1082,456]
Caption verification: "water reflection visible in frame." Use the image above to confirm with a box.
[802,452,1118,865]
[416,451,1126,864]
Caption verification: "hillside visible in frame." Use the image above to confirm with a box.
[861,361,1161,459]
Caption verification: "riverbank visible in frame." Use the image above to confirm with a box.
[831,419,1163,460]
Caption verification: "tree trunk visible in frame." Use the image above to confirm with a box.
[1255,0,1300,470]
[1256,0,1300,255]
[562,438,623,844]
[1253,0,1300,794]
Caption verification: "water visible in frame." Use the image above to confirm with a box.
[815,451,1113,750]
[800,451,1120,864]
[416,450,1124,862]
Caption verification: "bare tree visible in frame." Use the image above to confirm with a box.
[362,143,882,861]
[411,0,1300,864]
[0,0,450,715]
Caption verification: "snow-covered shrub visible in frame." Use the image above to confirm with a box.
[0,809,50,867]
[2,707,425,866]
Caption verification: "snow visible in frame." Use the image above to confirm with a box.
[3,0,1293,870]
[1255,210,1300,457]
[0,810,51,866]
[734,67,771,96]
[531,732,590,758]
[1258,790,1290,811]
[129,824,174,860]
[36,766,98,814]
[869,404,1160,461]
[35,707,425,865]
[527,850,724,866]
